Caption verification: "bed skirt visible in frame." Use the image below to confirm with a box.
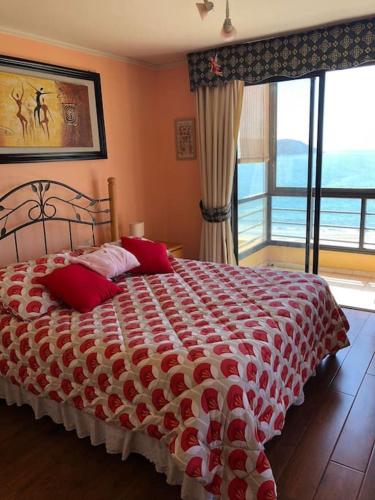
[0,376,212,500]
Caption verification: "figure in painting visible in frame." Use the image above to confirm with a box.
[25,103,35,140]
[28,82,52,126]
[39,97,53,139]
[11,84,28,139]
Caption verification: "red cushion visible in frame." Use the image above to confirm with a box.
[38,264,122,313]
[121,237,173,275]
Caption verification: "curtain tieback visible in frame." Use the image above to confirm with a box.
[199,200,231,223]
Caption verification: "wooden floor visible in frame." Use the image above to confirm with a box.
[0,308,374,500]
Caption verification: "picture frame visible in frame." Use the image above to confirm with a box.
[175,118,196,160]
[0,54,107,164]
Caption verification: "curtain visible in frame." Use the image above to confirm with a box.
[196,80,244,264]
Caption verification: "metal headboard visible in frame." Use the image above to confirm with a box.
[0,177,119,262]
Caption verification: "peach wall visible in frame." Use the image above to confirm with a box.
[149,64,201,259]
[0,33,201,265]
[0,31,158,263]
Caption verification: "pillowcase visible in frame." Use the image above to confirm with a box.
[69,244,140,279]
[0,253,70,321]
[121,237,173,275]
[38,263,122,313]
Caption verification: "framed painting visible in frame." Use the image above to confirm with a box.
[175,118,196,160]
[0,54,107,163]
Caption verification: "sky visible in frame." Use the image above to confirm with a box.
[277,65,375,152]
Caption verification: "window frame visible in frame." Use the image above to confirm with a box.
[235,68,375,263]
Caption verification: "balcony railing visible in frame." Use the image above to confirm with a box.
[238,193,267,253]
[238,192,375,258]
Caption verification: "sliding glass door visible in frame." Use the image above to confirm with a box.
[270,76,322,274]
[236,64,375,311]
[317,66,375,310]
[237,75,323,274]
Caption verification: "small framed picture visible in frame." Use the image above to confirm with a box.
[175,118,196,160]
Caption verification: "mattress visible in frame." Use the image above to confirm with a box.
[0,258,349,499]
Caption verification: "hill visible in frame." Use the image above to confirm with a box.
[277,139,309,155]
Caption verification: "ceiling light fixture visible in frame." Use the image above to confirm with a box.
[196,1,237,40]
[221,0,237,39]
[196,0,214,20]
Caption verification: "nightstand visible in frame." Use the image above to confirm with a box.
[161,241,184,258]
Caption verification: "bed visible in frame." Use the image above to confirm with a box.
[0,178,349,500]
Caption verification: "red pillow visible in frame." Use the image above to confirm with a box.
[121,237,173,274]
[38,264,122,313]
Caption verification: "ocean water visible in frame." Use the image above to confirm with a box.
[238,150,375,247]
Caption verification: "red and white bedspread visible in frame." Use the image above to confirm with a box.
[0,258,349,499]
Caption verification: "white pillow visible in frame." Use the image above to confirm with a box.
[70,244,140,279]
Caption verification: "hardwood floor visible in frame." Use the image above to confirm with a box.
[266,308,375,500]
[0,308,374,500]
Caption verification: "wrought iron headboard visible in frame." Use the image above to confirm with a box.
[0,177,119,262]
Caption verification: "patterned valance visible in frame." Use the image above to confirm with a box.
[187,17,375,91]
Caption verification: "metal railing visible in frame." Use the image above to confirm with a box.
[238,192,375,257]
[238,193,267,251]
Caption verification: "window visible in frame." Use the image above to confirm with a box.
[322,66,375,189]
[236,84,269,255]
[236,65,375,260]
[275,78,312,189]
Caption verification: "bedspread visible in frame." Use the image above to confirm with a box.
[0,259,349,499]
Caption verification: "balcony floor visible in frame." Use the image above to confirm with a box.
[322,271,375,312]
[259,263,375,312]
[239,244,375,311]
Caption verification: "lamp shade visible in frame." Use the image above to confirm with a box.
[129,221,145,238]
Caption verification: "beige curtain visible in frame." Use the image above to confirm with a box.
[196,80,244,264]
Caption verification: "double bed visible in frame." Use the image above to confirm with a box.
[0,178,349,500]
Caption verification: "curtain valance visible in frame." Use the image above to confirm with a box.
[187,17,375,91]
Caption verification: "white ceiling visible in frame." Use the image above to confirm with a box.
[0,0,373,66]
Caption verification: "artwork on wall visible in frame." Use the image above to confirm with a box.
[0,54,107,163]
[175,118,196,160]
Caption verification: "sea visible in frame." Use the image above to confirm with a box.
[238,150,375,247]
